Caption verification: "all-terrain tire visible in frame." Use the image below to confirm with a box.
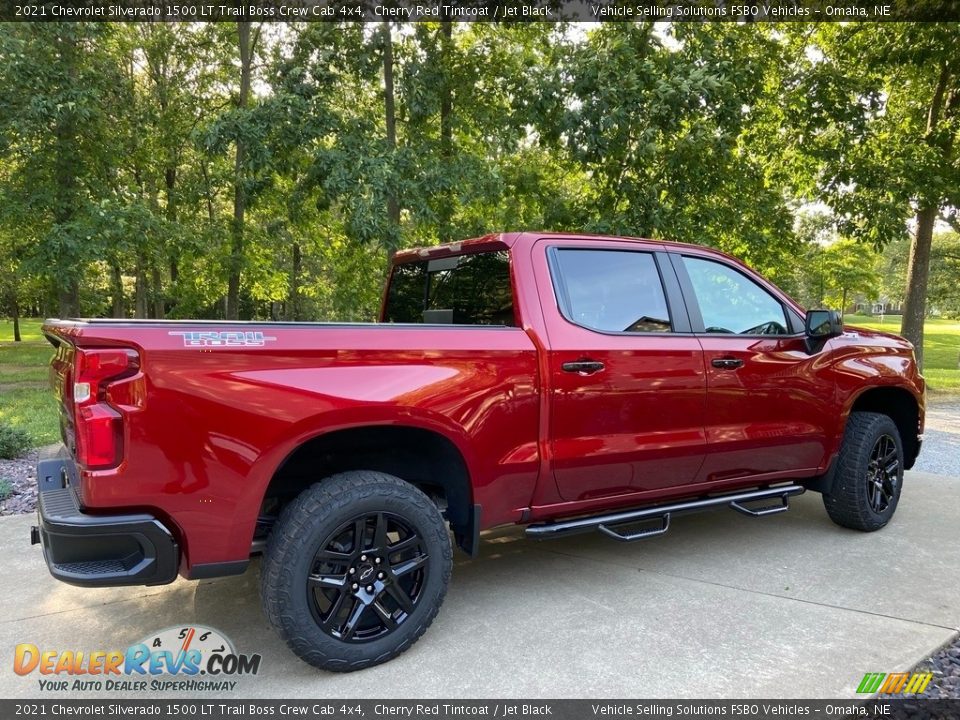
[260,471,453,672]
[823,411,904,532]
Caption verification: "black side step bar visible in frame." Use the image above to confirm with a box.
[525,484,805,542]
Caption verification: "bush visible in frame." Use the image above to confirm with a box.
[0,424,32,459]
[0,478,11,501]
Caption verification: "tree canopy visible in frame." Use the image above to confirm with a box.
[0,22,956,364]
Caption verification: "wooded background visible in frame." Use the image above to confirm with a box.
[0,22,957,367]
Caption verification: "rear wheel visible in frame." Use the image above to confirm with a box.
[260,471,452,671]
[823,411,904,531]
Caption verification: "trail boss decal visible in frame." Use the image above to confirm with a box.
[169,331,277,348]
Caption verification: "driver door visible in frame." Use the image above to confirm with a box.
[671,252,835,484]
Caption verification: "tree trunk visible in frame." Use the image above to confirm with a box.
[134,254,148,319]
[438,20,453,244]
[288,241,302,321]
[151,265,164,318]
[900,207,937,367]
[57,280,80,319]
[382,21,401,272]
[53,29,82,319]
[227,22,256,321]
[110,261,125,318]
[165,165,178,312]
[900,61,951,369]
[12,294,21,342]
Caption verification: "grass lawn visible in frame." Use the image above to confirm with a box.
[0,318,59,447]
[0,315,957,451]
[845,315,960,397]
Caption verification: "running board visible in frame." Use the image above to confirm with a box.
[525,484,805,542]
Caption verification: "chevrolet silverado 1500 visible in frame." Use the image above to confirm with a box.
[33,232,924,671]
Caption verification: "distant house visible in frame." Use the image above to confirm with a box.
[850,295,903,316]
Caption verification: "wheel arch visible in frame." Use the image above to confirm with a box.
[845,385,922,470]
[258,423,479,556]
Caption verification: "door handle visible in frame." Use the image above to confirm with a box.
[562,360,605,375]
[711,357,744,370]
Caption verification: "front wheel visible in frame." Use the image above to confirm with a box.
[260,471,453,671]
[823,411,904,532]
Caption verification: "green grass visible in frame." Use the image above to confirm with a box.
[0,318,45,343]
[0,318,58,447]
[845,315,960,396]
[0,386,59,447]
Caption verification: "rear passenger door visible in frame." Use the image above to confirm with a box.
[539,241,708,502]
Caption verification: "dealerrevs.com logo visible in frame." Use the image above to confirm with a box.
[14,625,261,693]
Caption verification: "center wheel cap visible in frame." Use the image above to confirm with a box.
[357,564,376,582]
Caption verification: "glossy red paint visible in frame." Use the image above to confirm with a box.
[41,232,925,575]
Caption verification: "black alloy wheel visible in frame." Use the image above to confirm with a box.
[260,470,452,671]
[308,512,428,643]
[865,434,900,514]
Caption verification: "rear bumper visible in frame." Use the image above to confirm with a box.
[31,450,179,587]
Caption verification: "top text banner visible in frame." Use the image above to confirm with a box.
[3,0,960,22]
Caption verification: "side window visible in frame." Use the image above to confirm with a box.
[552,249,672,333]
[682,256,788,335]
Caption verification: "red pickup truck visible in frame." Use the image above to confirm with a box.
[33,232,924,671]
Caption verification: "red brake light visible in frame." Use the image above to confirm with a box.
[72,349,139,470]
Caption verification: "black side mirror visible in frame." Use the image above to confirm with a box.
[805,309,843,339]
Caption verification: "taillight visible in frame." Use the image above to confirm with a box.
[73,348,139,470]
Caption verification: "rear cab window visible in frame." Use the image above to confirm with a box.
[383,250,516,326]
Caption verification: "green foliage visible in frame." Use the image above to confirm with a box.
[559,24,798,276]
[0,478,12,501]
[0,423,32,459]
[929,232,960,318]
[785,24,959,248]
[0,23,952,331]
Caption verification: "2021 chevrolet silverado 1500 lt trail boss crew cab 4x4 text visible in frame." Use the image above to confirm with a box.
[32,232,924,671]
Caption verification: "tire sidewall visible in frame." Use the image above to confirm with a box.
[840,414,904,526]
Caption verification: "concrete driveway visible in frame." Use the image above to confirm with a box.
[1,471,958,699]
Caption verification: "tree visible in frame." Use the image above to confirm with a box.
[818,239,882,318]
[0,24,124,317]
[556,24,799,276]
[787,24,960,366]
[226,22,261,320]
[927,231,960,318]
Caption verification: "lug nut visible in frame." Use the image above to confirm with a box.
[374,557,382,564]
[366,585,374,593]
[349,567,355,574]
[351,583,359,590]
[360,554,367,561]
[377,572,385,579]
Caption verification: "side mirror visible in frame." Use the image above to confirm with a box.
[805,309,843,339]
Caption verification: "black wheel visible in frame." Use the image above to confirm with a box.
[260,471,452,671]
[823,411,904,532]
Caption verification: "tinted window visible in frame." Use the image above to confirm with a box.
[552,249,671,333]
[384,250,515,326]
[682,256,788,335]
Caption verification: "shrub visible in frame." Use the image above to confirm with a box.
[0,424,32,459]
[0,478,11,501]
